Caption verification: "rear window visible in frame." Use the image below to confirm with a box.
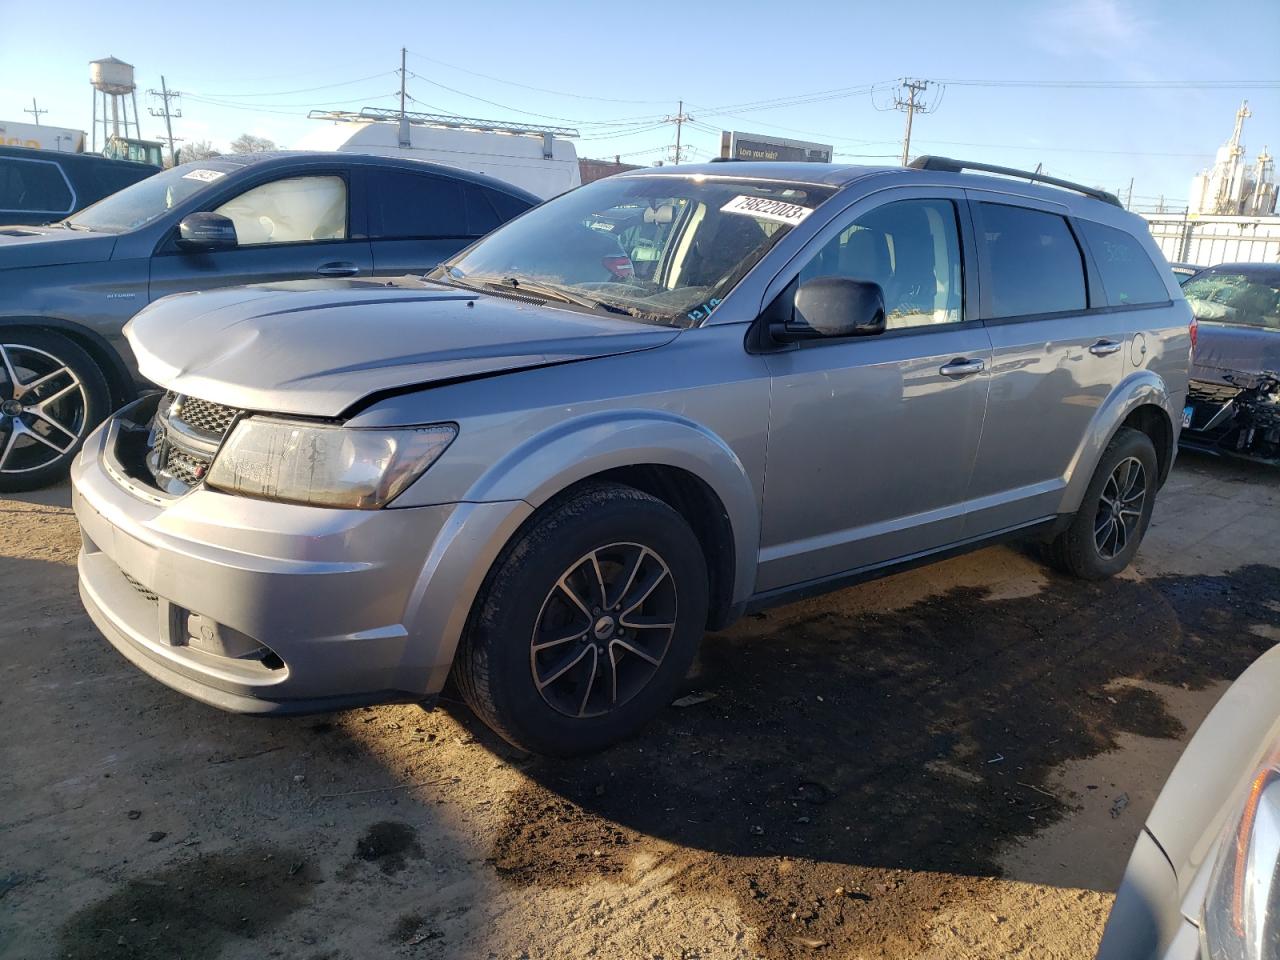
[0,157,73,214]
[372,170,500,239]
[979,203,1087,318]
[1077,220,1168,306]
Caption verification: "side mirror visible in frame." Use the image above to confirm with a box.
[772,276,887,342]
[177,212,238,252]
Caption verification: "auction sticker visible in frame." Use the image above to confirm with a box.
[181,168,226,183]
[720,195,813,226]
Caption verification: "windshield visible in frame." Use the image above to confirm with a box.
[432,175,835,327]
[1183,269,1280,330]
[66,161,239,233]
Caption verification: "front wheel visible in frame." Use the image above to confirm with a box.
[453,482,709,756]
[1044,426,1158,580]
[0,330,111,493]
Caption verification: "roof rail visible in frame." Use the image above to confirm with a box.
[307,107,578,139]
[908,155,1122,207]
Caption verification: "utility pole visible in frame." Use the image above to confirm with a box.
[23,98,47,125]
[147,76,182,166]
[1125,177,1135,210]
[398,47,410,147]
[664,100,693,164]
[893,79,933,166]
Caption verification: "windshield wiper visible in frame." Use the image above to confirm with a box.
[474,276,634,316]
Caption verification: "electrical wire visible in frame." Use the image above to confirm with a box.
[405,50,670,105]
[188,72,399,99]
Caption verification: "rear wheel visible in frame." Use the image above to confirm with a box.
[0,331,111,492]
[454,482,708,755]
[1044,426,1158,580]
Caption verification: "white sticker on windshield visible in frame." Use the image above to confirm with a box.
[720,194,813,226]
[181,168,226,183]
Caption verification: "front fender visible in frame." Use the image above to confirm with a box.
[1059,370,1177,515]
[466,410,760,608]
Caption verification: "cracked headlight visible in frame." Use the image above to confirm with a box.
[207,417,456,509]
[1203,747,1280,960]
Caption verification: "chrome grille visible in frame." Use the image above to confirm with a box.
[172,394,238,440]
[145,392,244,495]
[1188,379,1242,405]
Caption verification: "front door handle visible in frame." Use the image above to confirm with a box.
[1089,339,1123,357]
[316,261,360,278]
[939,357,986,378]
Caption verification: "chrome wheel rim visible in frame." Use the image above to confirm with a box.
[1094,456,1147,560]
[0,343,88,475]
[531,542,677,719]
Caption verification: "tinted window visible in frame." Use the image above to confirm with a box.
[464,185,500,235]
[1076,220,1168,306]
[980,204,1086,318]
[0,158,72,213]
[799,198,963,329]
[484,187,532,222]
[372,170,468,238]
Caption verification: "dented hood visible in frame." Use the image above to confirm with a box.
[1192,321,1280,384]
[127,277,679,417]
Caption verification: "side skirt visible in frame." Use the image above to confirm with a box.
[743,515,1063,616]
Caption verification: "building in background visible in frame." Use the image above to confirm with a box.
[578,157,642,185]
[1188,101,1277,217]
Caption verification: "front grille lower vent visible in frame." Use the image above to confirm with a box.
[122,571,158,603]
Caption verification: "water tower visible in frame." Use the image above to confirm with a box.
[89,56,141,152]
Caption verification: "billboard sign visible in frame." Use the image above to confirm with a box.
[720,131,833,163]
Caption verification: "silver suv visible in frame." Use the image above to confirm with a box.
[71,157,1192,754]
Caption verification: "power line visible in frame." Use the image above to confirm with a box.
[405,50,670,105]
[664,101,694,164]
[893,79,937,166]
[404,71,663,127]
[189,72,398,99]
[23,98,47,125]
[147,77,183,166]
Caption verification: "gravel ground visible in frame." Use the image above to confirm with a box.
[2,451,1278,960]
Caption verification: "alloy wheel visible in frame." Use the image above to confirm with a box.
[0,343,89,475]
[530,542,678,718]
[1094,456,1147,560]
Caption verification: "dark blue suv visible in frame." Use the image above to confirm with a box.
[0,151,536,490]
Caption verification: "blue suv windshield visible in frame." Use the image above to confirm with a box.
[67,161,239,234]
[434,175,835,327]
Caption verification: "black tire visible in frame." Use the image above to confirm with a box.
[1044,426,1158,580]
[454,482,709,756]
[0,330,111,493]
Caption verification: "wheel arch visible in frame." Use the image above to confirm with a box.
[0,316,136,408]
[463,410,759,629]
[1061,371,1177,514]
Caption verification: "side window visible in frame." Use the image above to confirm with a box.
[979,203,1086,318]
[463,184,501,235]
[1076,219,1169,307]
[370,170,468,239]
[799,198,963,329]
[484,187,532,223]
[214,175,347,246]
[0,158,72,213]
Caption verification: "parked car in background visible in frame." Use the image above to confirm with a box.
[1097,642,1280,960]
[70,156,1191,754]
[0,151,536,490]
[1169,261,1205,284]
[1180,262,1280,464]
[0,145,156,225]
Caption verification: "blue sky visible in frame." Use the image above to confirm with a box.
[2,0,1277,207]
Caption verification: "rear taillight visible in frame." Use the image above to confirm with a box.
[602,255,634,280]
[1190,316,1199,354]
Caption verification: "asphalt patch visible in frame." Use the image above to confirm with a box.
[58,846,315,960]
[481,563,1280,959]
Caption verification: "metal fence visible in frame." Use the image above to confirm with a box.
[1142,214,1280,266]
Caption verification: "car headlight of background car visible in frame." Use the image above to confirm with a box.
[206,418,456,509]
[1202,746,1280,960]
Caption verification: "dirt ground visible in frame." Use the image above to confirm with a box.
[2,451,1278,960]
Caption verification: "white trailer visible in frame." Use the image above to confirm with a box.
[0,120,85,153]
[298,108,580,200]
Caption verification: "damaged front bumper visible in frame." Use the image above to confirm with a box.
[1180,370,1280,465]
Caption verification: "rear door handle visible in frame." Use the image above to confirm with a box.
[1089,339,1123,357]
[939,357,986,378]
[316,261,360,278]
